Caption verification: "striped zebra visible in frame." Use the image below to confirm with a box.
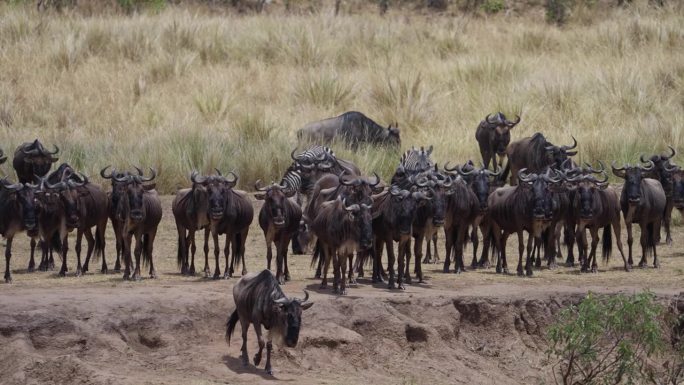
[400,145,435,173]
[292,145,336,165]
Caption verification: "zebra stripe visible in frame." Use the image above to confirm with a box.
[295,145,335,163]
[400,146,434,173]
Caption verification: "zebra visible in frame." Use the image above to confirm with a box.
[391,145,435,189]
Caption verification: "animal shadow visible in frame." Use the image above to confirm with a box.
[222,355,289,381]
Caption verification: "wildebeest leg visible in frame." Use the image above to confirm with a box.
[404,240,413,284]
[210,229,221,279]
[386,239,397,288]
[283,244,291,282]
[372,240,384,283]
[188,230,196,276]
[81,229,95,273]
[478,222,492,268]
[240,320,250,367]
[455,225,468,274]
[132,233,143,281]
[225,236,232,279]
[58,233,69,277]
[339,252,348,295]
[564,222,575,267]
[75,229,84,277]
[432,233,440,264]
[626,221,634,266]
[48,244,55,270]
[397,241,409,290]
[274,236,284,285]
[320,244,331,289]
[611,217,629,272]
[588,226,599,273]
[28,237,36,272]
[239,231,249,276]
[412,235,424,282]
[638,222,648,268]
[517,231,527,277]
[114,229,122,273]
[356,250,364,278]
[122,233,133,280]
[415,238,424,283]
[332,250,341,294]
[577,226,589,273]
[264,340,274,375]
[265,235,273,272]
[443,227,454,273]
[347,253,355,284]
[314,242,323,279]
[146,230,158,279]
[471,224,480,269]
[4,236,13,283]
[253,323,266,367]
[664,201,673,246]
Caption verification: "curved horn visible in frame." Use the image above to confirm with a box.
[290,148,299,162]
[640,154,651,164]
[592,171,609,185]
[443,161,459,172]
[100,165,115,179]
[611,161,626,176]
[545,145,556,152]
[664,162,679,172]
[113,173,130,183]
[664,145,676,160]
[300,290,310,304]
[274,297,290,305]
[214,168,223,176]
[518,168,536,183]
[140,168,156,182]
[390,186,402,196]
[414,176,429,187]
[224,171,238,185]
[485,168,501,177]
[640,160,655,172]
[46,179,67,190]
[254,179,268,192]
[506,115,521,127]
[456,164,476,177]
[46,144,59,155]
[561,135,578,151]
[361,203,372,210]
[485,113,497,124]
[21,146,40,156]
[0,178,23,192]
[191,170,207,184]
[368,172,380,187]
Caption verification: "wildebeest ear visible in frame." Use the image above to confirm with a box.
[301,302,314,310]
[143,184,156,191]
[255,193,266,200]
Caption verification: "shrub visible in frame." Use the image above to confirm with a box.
[481,0,504,14]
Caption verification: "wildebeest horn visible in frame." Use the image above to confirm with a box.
[113,173,130,183]
[338,171,352,186]
[224,171,238,185]
[139,168,156,182]
[44,144,59,155]
[486,168,501,177]
[315,151,327,161]
[545,145,556,152]
[22,146,40,156]
[361,203,372,210]
[290,147,299,162]
[317,161,333,170]
[518,168,536,183]
[561,136,578,151]
[191,170,207,184]
[71,172,88,185]
[100,165,115,179]
[443,161,458,172]
[274,297,290,305]
[215,168,223,176]
[584,160,606,174]
[664,145,676,160]
[426,145,433,156]
[456,164,476,177]
[414,176,429,187]
[506,115,521,127]
[592,171,609,185]
[46,180,67,190]
[664,161,679,172]
[368,172,380,187]
[0,178,23,192]
[639,154,651,163]
[611,161,627,177]
[485,113,497,124]
[412,190,432,201]
[542,168,561,183]
[254,179,268,192]
[640,160,655,172]
[300,290,310,304]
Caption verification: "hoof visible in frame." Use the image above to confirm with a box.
[526,269,533,277]
[624,265,632,272]
[150,271,157,279]
[454,268,462,275]
[404,275,412,284]
[565,261,575,268]
[254,354,261,366]
[387,280,396,290]
[398,284,406,290]
[266,368,273,376]
[502,268,509,274]
[591,267,598,274]
[223,272,231,279]
[653,262,660,269]
[495,266,502,274]
[4,274,11,283]
[132,274,142,281]
[75,269,82,277]
[319,284,327,290]
[58,270,67,277]
[443,267,450,273]
[27,266,35,273]
[285,274,291,281]
[101,268,108,275]
[339,289,347,295]
[517,269,524,277]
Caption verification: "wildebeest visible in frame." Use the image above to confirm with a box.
[612,161,666,268]
[503,133,577,186]
[110,168,163,280]
[671,166,684,215]
[564,171,629,272]
[311,196,373,294]
[488,169,560,276]
[640,146,677,245]
[100,166,138,273]
[1,178,38,283]
[255,180,302,285]
[225,270,313,375]
[297,111,400,149]
[12,139,59,184]
[475,112,520,172]
[371,184,431,289]
[203,171,253,279]
[172,171,210,276]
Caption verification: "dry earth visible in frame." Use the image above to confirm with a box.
[1,195,683,385]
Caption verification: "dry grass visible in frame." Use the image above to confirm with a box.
[0,2,682,192]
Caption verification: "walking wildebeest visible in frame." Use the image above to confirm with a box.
[475,112,520,172]
[172,171,210,276]
[503,133,577,186]
[12,139,59,184]
[612,161,666,268]
[255,180,302,285]
[311,196,373,294]
[226,270,313,375]
[488,169,560,276]
[564,171,629,272]
[640,146,677,245]
[110,168,162,280]
[297,111,400,149]
[1,178,38,283]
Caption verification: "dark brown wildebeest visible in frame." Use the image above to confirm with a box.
[311,196,373,295]
[488,169,560,276]
[255,180,302,285]
[671,166,684,215]
[203,171,253,279]
[503,133,577,186]
[12,139,59,184]
[225,270,313,375]
[371,185,431,289]
[1,179,38,283]
[172,171,211,276]
[475,112,520,172]
[612,161,666,268]
[564,171,629,272]
[110,169,162,280]
[100,166,139,273]
[297,111,400,149]
[640,146,677,245]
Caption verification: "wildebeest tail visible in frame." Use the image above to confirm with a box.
[231,233,242,269]
[602,224,612,263]
[176,234,183,268]
[310,240,321,268]
[50,233,62,259]
[92,228,105,262]
[142,233,152,267]
[645,222,656,259]
[226,309,239,345]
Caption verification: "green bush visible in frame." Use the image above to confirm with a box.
[481,0,504,14]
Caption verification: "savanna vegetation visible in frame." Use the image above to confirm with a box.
[0,0,682,193]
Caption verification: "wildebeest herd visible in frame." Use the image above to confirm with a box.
[0,111,682,288]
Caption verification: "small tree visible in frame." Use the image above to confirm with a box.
[547,291,665,385]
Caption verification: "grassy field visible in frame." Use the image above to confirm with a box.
[0,1,682,192]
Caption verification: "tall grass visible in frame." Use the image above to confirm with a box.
[0,2,682,192]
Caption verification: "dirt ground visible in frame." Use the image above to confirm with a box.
[1,195,683,385]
